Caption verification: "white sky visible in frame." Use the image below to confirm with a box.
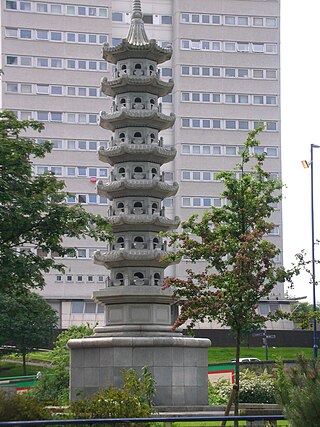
[281,1,320,302]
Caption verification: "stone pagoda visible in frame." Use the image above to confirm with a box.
[68,0,210,407]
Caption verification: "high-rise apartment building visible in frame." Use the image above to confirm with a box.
[1,0,289,329]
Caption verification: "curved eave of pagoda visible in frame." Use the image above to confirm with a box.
[99,110,176,132]
[102,39,172,65]
[97,179,179,200]
[98,144,177,166]
[101,76,174,98]
[94,249,173,268]
[108,214,180,232]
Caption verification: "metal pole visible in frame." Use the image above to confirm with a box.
[311,144,318,359]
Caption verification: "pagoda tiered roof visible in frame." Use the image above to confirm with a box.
[99,109,176,132]
[98,143,176,166]
[97,179,179,200]
[102,39,172,65]
[101,75,174,98]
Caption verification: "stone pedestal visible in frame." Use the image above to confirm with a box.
[68,336,211,406]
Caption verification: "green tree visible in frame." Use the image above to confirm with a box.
[0,110,112,292]
[31,324,94,405]
[275,355,320,426]
[164,127,299,420]
[0,290,58,374]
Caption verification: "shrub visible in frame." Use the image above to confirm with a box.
[275,355,320,426]
[209,369,276,404]
[0,391,50,421]
[70,367,156,426]
[30,367,69,405]
[30,323,94,405]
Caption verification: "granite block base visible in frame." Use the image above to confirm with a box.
[68,336,211,406]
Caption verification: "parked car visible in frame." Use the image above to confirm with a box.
[231,358,261,363]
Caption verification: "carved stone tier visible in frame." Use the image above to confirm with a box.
[101,75,174,98]
[98,144,176,166]
[108,214,180,232]
[97,179,179,200]
[102,39,172,65]
[93,286,175,336]
[99,109,176,132]
[94,248,173,268]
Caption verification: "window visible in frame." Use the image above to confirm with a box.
[181,40,190,49]
[6,28,18,37]
[225,42,236,51]
[225,68,236,78]
[161,68,172,77]
[181,66,189,75]
[238,68,249,78]
[6,1,17,9]
[112,12,123,21]
[71,302,84,313]
[51,112,62,122]
[51,86,63,95]
[226,120,236,129]
[7,56,18,65]
[7,83,18,92]
[161,16,172,24]
[51,31,62,41]
[37,84,49,94]
[37,3,47,13]
[238,16,248,26]
[143,14,153,24]
[226,146,237,155]
[51,4,62,14]
[37,58,48,67]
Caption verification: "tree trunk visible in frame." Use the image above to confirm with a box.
[234,330,241,427]
[22,352,27,376]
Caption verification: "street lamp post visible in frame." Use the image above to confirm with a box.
[310,144,319,359]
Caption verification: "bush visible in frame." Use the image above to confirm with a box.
[209,369,276,404]
[70,367,155,426]
[275,355,320,426]
[0,391,50,421]
[30,323,94,405]
[30,367,69,405]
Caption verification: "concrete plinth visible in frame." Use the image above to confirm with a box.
[67,336,211,406]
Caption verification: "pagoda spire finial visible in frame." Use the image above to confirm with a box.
[126,0,149,46]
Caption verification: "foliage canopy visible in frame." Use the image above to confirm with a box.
[0,110,112,292]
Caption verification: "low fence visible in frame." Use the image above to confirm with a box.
[0,415,288,427]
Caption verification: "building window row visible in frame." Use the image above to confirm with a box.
[12,110,99,125]
[56,275,104,285]
[71,301,104,314]
[112,11,172,25]
[180,12,277,28]
[181,92,277,106]
[181,144,279,157]
[20,246,104,260]
[181,118,278,132]
[36,165,108,178]
[6,55,107,71]
[181,65,277,80]
[181,39,277,54]
[6,82,106,98]
[66,194,108,205]
[181,169,279,183]
[5,27,108,45]
[36,138,105,151]
[182,170,220,182]
[181,197,222,208]
[5,1,108,17]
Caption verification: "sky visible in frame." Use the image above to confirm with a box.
[281,1,320,302]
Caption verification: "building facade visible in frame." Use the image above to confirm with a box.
[1,0,288,329]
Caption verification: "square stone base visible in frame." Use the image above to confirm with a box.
[68,336,211,406]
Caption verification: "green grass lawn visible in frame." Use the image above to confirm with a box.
[208,346,313,364]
